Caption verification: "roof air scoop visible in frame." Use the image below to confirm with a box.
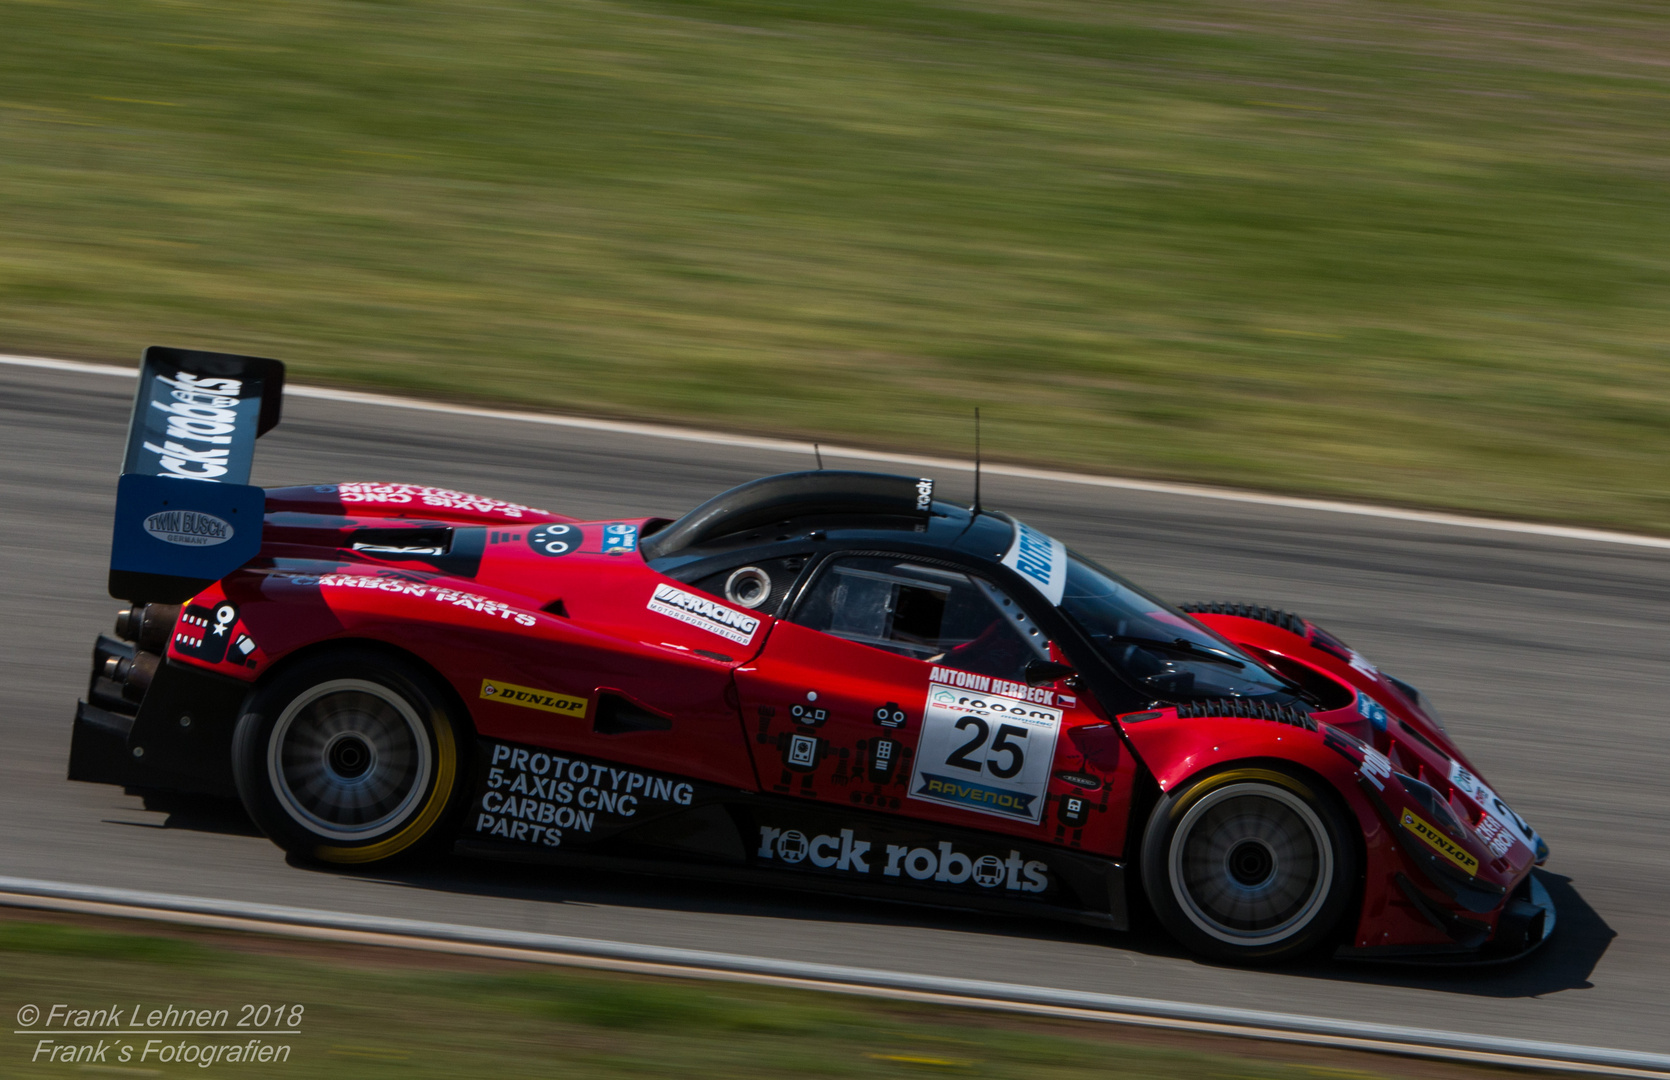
[639,471,936,560]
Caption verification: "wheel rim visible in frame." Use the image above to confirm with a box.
[267,678,433,841]
[1169,781,1334,947]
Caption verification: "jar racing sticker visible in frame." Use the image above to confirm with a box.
[646,583,761,646]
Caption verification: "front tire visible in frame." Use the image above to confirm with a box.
[1141,766,1357,963]
[232,650,466,865]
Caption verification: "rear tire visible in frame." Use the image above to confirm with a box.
[1141,766,1357,963]
[232,650,467,865]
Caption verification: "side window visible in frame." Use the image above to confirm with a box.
[791,556,1049,681]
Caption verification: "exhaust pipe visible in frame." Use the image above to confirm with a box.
[101,651,161,704]
[114,604,180,653]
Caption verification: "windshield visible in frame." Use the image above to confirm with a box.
[1058,552,1293,701]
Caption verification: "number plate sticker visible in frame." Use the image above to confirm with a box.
[908,684,1062,823]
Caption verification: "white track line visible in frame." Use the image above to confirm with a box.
[6,352,1668,551]
[1,878,1666,1078]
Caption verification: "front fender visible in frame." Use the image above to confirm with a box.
[1119,711,1465,952]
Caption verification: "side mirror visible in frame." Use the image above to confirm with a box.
[1024,659,1078,689]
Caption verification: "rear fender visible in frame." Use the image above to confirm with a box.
[175,565,637,704]
[169,563,759,789]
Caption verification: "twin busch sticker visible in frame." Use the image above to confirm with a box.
[332,483,539,519]
[1001,520,1067,606]
[647,583,761,646]
[756,824,1049,893]
[1449,760,1541,860]
[909,674,1062,823]
[143,509,234,547]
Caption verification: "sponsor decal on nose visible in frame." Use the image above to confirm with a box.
[1400,808,1480,875]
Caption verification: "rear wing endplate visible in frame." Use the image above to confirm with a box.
[109,346,286,603]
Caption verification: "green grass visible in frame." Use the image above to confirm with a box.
[0,919,1479,1078]
[3,0,1668,530]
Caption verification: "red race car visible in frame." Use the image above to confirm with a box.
[72,348,1554,964]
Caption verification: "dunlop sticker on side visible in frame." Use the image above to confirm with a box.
[1401,808,1480,875]
[481,679,588,718]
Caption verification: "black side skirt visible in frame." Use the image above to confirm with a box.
[457,736,1127,930]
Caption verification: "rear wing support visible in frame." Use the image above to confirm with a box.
[109,346,286,604]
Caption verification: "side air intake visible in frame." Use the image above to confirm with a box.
[1180,602,1308,637]
[1173,698,1316,730]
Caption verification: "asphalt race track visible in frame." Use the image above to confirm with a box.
[3,361,1667,1054]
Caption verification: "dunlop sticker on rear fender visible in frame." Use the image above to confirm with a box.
[480,679,588,718]
[1401,808,1480,875]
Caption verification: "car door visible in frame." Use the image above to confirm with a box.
[733,553,1137,854]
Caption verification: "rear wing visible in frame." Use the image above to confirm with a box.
[109,346,286,603]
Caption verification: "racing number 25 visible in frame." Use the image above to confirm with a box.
[945,717,1027,779]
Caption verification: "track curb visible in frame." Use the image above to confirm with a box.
[1,876,1666,1077]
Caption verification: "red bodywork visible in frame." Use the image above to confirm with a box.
[157,482,1545,956]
